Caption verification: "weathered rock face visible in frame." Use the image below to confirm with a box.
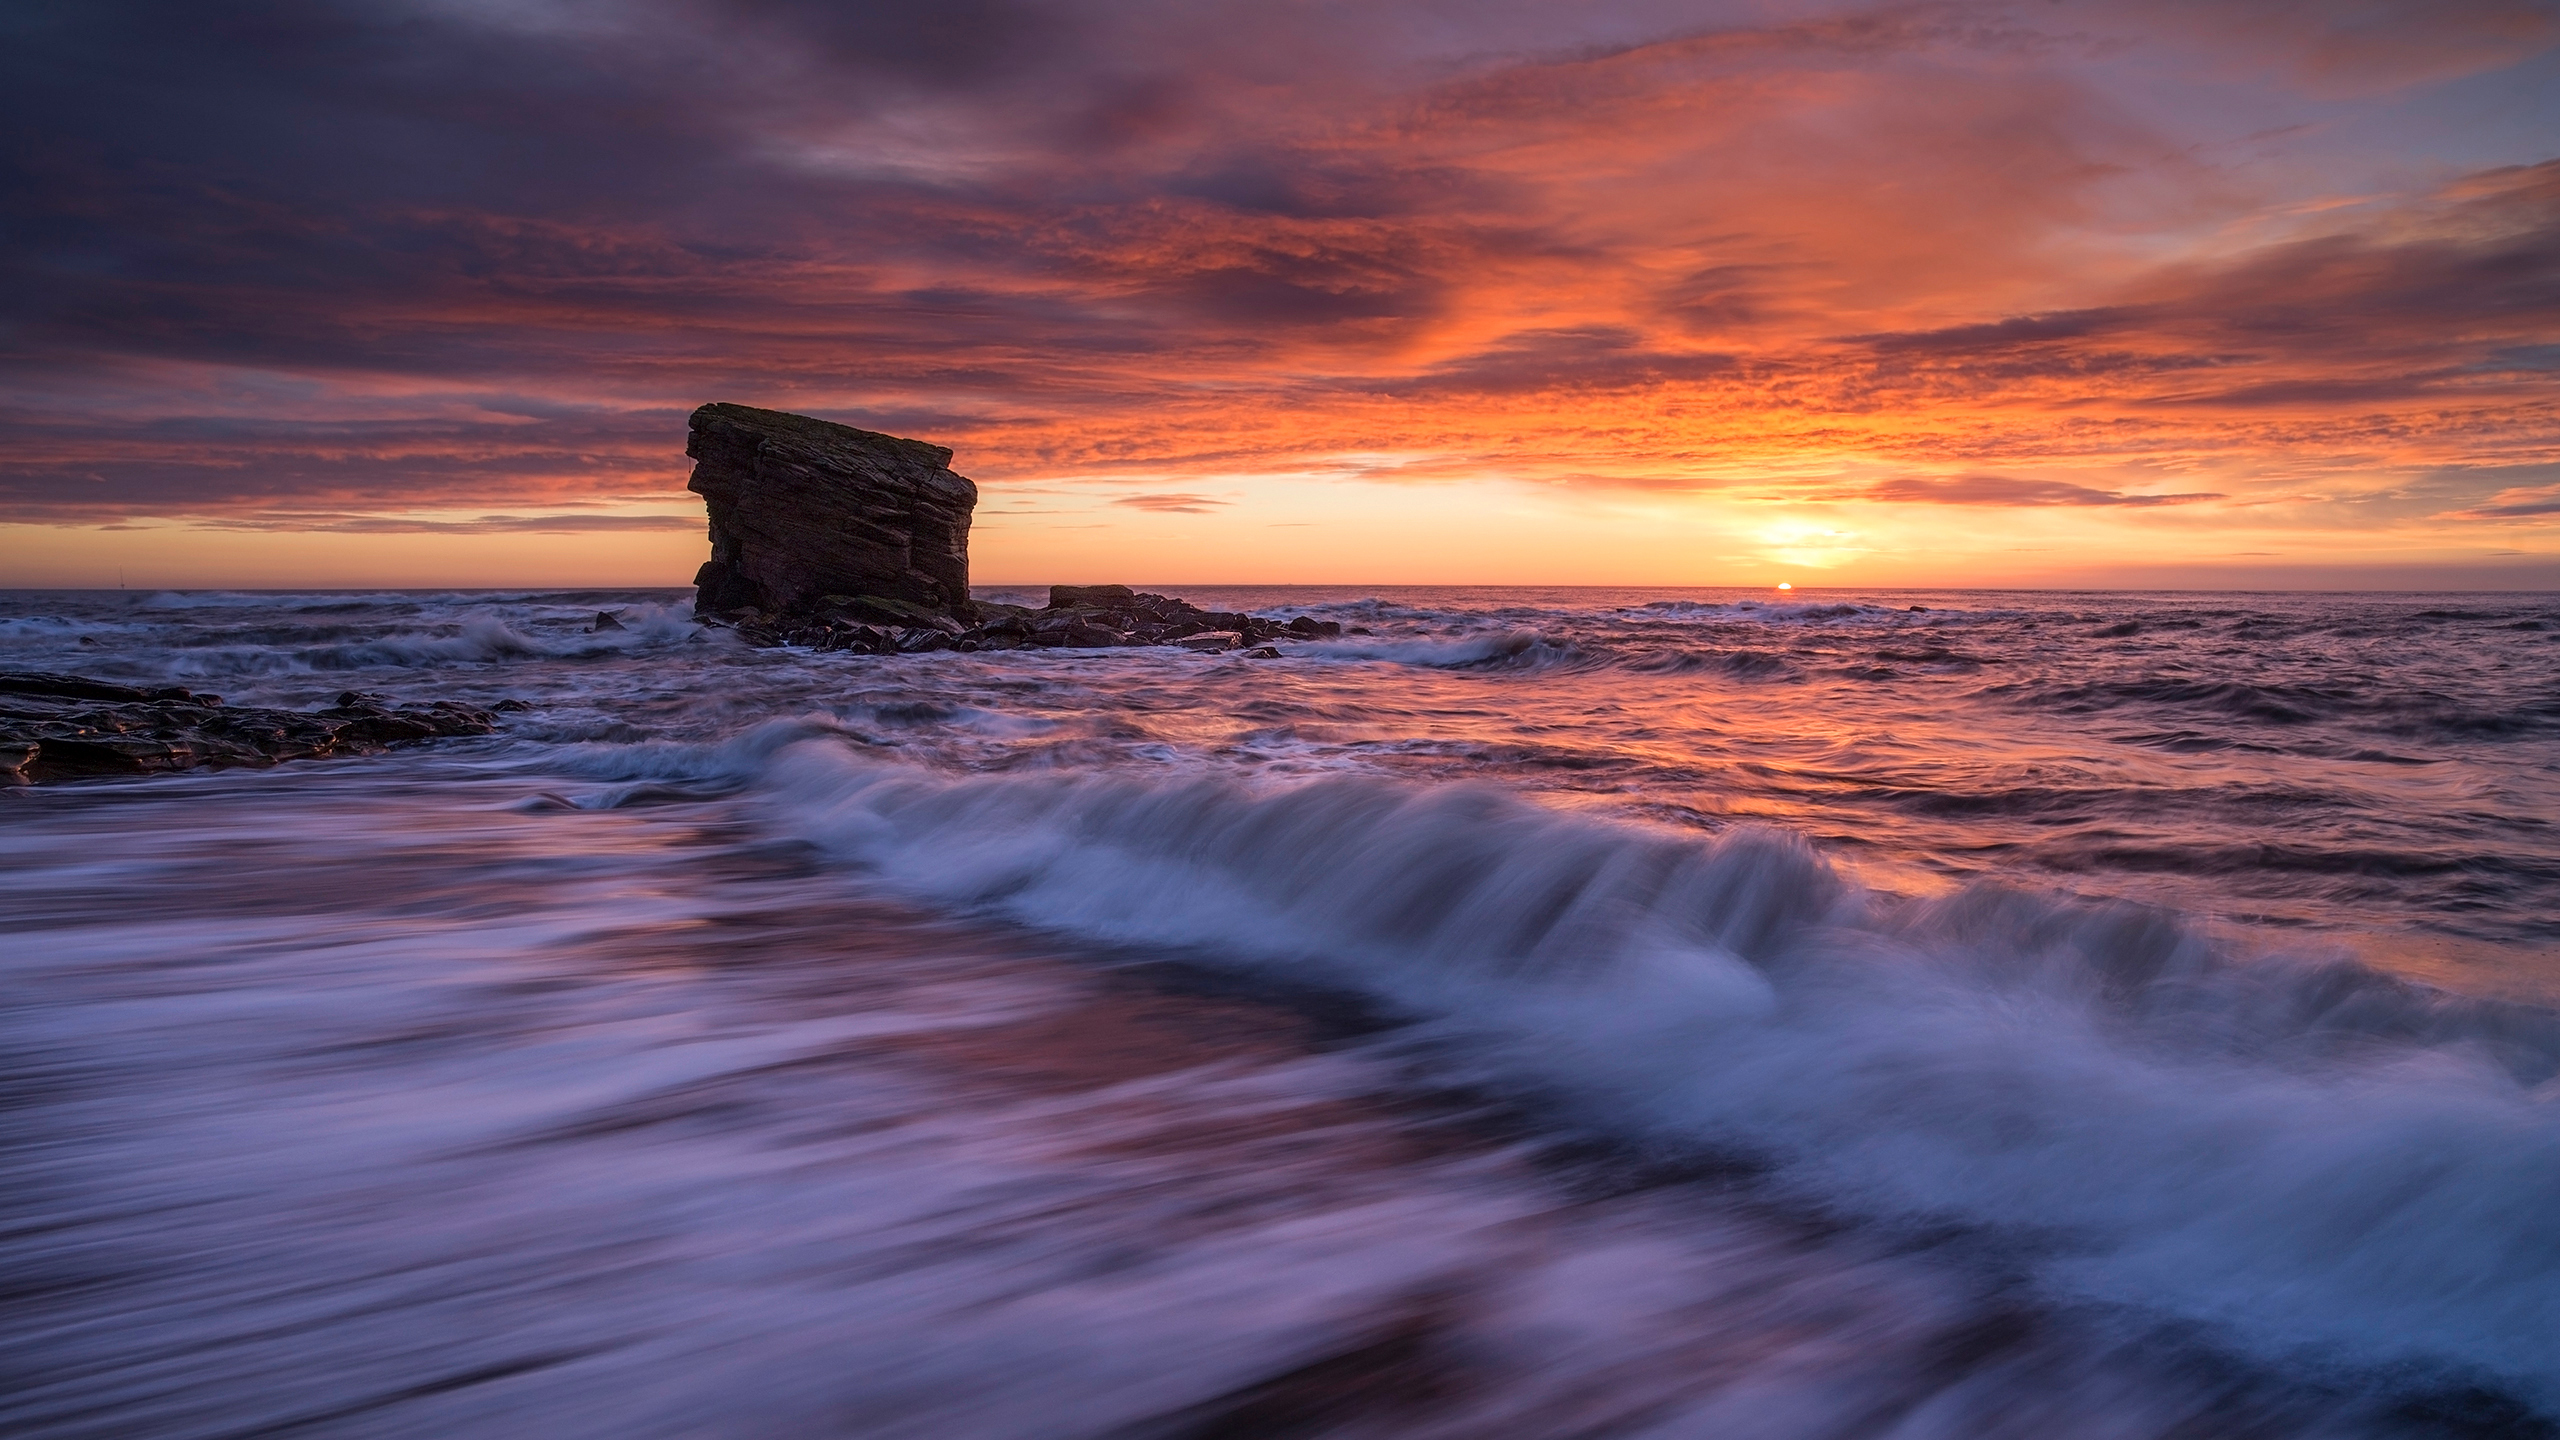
[0,672,503,785]
[687,403,977,623]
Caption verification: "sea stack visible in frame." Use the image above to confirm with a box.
[686,402,978,625]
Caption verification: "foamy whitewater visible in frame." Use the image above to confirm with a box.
[4,586,2557,1438]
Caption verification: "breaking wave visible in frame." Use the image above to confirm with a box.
[1298,631,1573,669]
[143,607,712,680]
[748,736,2560,1408]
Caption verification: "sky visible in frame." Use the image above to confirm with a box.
[2,0,2557,589]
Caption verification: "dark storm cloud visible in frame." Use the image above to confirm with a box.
[0,0,1116,333]
[0,0,1442,419]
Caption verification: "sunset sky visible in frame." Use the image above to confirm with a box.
[4,0,2557,588]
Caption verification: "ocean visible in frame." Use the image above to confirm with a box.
[3,584,2557,1438]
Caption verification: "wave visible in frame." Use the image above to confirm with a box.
[143,605,712,679]
[1292,633,1817,681]
[740,738,2560,1410]
[1620,646,1803,679]
[2014,675,2560,742]
[137,590,419,612]
[1296,631,1573,669]
[1286,595,1447,624]
[1635,599,1905,623]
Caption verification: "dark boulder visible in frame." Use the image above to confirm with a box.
[955,591,1301,653]
[0,671,500,785]
[687,403,977,624]
[727,577,1332,664]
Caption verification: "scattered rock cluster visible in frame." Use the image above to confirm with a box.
[719,584,1347,656]
[0,672,506,785]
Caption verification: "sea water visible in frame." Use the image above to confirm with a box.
[3,585,2557,1438]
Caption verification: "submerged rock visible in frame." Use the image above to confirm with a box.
[0,672,499,785]
[686,402,977,626]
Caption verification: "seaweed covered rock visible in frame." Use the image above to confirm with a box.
[687,403,977,625]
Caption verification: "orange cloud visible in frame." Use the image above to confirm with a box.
[0,0,2553,582]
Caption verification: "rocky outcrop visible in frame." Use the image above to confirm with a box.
[687,402,976,624]
[677,406,1359,657]
[728,585,1347,656]
[0,672,504,785]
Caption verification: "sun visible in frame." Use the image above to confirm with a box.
[1776,582,1792,591]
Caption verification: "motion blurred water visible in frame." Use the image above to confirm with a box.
[4,585,2557,1438]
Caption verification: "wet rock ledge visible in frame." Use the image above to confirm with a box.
[0,672,505,786]
[719,584,1345,655]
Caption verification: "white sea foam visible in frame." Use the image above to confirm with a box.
[136,604,712,681]
[752,736,2560,1403]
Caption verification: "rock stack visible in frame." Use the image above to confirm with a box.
[687,403,977,626]
[683,404,1347,657]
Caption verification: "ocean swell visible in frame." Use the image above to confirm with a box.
[1296,631,1575,669]
[754,736,2560,1408]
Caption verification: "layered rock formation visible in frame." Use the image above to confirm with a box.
[0,672,504,785]
[687,403,977,624]
[681,404,1354,657]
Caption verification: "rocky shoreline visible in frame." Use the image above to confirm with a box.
[0,672,506,786]
[715,584,1350,655]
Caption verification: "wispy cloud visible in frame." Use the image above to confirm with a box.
[2441,482,2560,520]
[1109,492,1230,513]
[198,512,702,534]
[1857,476,2227,507]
